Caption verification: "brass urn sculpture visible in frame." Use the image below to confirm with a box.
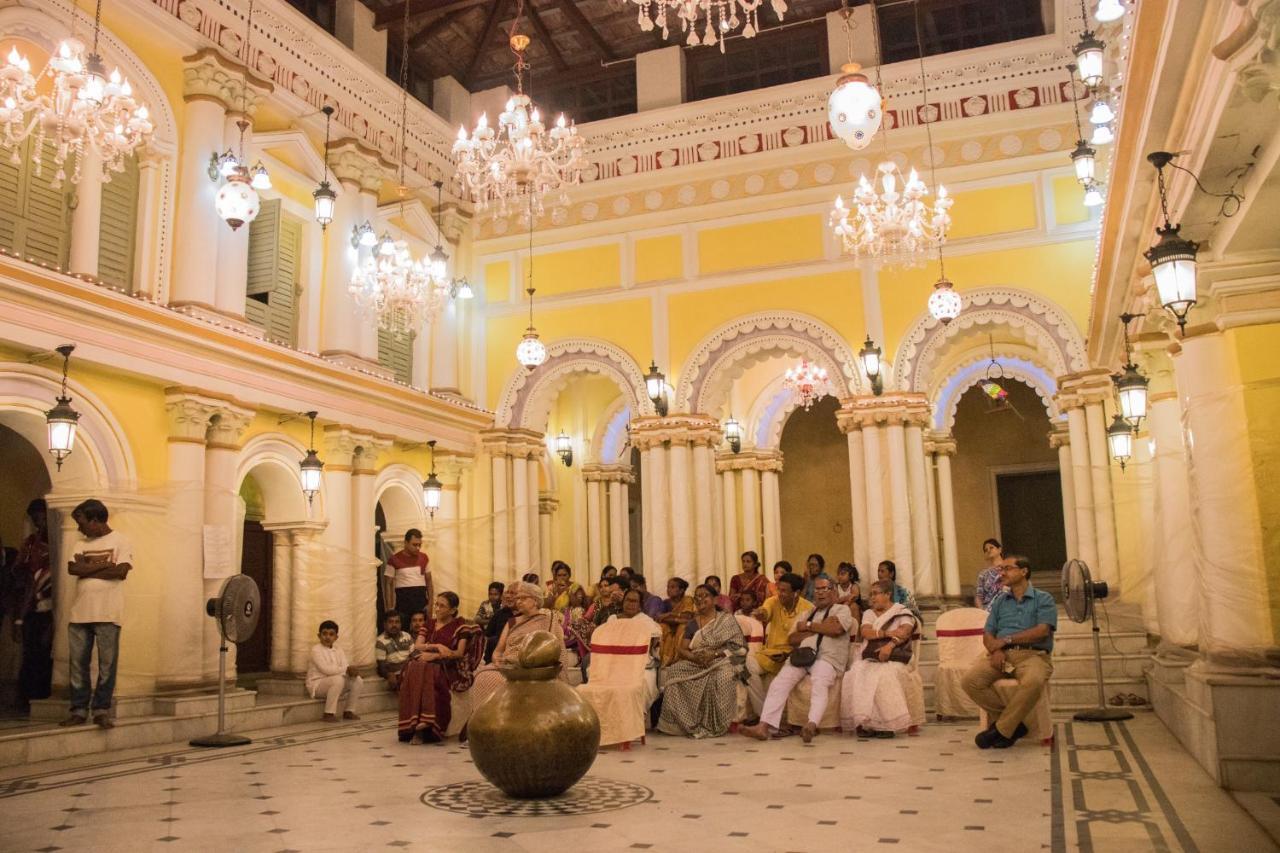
[467,631,601,798]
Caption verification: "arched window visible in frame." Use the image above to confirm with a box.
[245,198,301,346]
[97,153,139,289]
[0,137,71,267]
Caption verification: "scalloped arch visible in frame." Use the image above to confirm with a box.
[677,312,862,414]
[237,433,317,523]
[931,356,1060,433]
[495,339,651,430]
[893,288,1087,393]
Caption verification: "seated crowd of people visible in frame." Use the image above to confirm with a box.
[355,541,1055,752]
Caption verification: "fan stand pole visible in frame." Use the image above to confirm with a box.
[1072,604,1134,723]
[190,641,253,747]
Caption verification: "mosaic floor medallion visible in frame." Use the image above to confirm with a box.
[421,777,652,817]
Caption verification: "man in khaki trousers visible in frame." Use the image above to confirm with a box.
[961,556,1057,749]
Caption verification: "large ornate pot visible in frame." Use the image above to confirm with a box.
[467,631,600,798]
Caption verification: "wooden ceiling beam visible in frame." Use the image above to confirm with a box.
[373,0,489,30]
[408,7,467,48]
[524,1,568,71]
[464,0,510,88]
[552,0,617,62]
[470,58,631,96]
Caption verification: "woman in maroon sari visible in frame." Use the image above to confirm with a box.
[398,591,483,743]
[728,551,769,613]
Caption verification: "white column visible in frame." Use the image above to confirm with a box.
[885,421,913,586]
[905,422,935,596]
[935,442,961,596]
[212,113,251,318]
[741,466,761,560]
[159,393,214,688]
[132,152,162,297]
[608,480,626,567]
[640,448,654,572]
[289,529,322,674]
[923,443,941,579]
[720,468,738,572]
[490,454,510,580]
[538,499,554,573]
[355,188,380,363]
[203,407,253,681]
[1174,332,1273,652]
[1147,394,1198,647]
[619,482,632,566]
[320,430,356,659]
[526,457,541,577]
[1084,400,1121,587]
[844,428,870,576]
[1065,406,1100,571]
[268,528,293,673]
[350,447,380,669]
[861,424,886,562]
[761,468,782,570]
[431,299,461,393]
[68,146,103,276]
[586,477,604,576]
[669,440,695,584]
[435,458,466,599]
[647,444,671,585]
[320,177,363,358]
[170,95,227,307]
[511,454,531,576]
[692,442,717,577]
[1051,428,1079,559]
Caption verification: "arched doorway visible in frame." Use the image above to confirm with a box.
[0,423,52,711]
[235,473,273,675]
[375,472,426,627]
[778,396,852,569]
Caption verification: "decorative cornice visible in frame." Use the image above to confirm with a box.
[1054,368,1115,410]
[353,435,393,473]
[479,428,546,459]
[205,404,255,448]
[715,448,783,473]
[496,338,652,430]
[835,393,931,431]
[330,140,390,193]
[1048,425,1070,450]
[629,415,722,450]
[581,463,637,484]
[182,48,273,113]
[163,390,220,443]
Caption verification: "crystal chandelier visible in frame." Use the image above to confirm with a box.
[208,0,269,230]
[453,3,583,222]
[783,359,830,411]
[827,1,881,151]
[629,0,788,52]
[830,163,952,266]
[348,2,447,334]
[0,0,153,188]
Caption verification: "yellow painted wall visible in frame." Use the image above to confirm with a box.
[1230,323,1280,643]
[635,234,684,284]
[667,269,864,387]
[484,260,511,304]
[878,240,1094,363]
[948,183,1038,240]
[485,298,653,411]
[697,214,824,275]
[520,244,622,297]
[1052,175,1092,226]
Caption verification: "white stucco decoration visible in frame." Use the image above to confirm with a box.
[496,338,652,430]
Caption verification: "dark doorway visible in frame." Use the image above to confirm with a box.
[629,446,643,571]
[995,470,1067,598]
[237,520,273,673]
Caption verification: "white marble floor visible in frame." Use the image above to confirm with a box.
[0,712,1272,853]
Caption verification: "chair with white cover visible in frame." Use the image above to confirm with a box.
[783,665,844,731]
[978,681,1053,745]
[576,617,653,748]
[934,607,988,719]
[444,688,474,738]
[733,613,764,723]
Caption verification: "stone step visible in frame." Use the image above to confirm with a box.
[921,677,1150,713]
[0,690,398,769]
[916,652,1152,682]
[27,688,259,721]
[911,631,1151,663]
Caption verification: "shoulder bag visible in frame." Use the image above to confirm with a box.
[788,607,829,668]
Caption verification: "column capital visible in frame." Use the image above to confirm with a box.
[1047,424,1071,450]
[925,430,957,456]
[629,414,721,450]
[322,425,361,469]
[479,428,545,459]
[330,139,390,194]
[206,404,256,449]
[163,387,228,443]
[436,454,474,485]
[836,392,930,431]
[581,462,636,484]
[182,48,273,113]
[715,448,783,474]
[1054,368,1114,410]
[538,492,560,515]
[353,434,394,474]
[440,202,471,245]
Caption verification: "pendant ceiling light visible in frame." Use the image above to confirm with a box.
[1065,64,1096,188]
[1113,313,1149,429]
[428,179,450,283]
[210,0,267,230]
[1094,0,1126,23]
[453,1,583,222]
[1107,410,1134,470]
[1143,152,1198,334]
[783,359,831,411]
[299,411,324,504]
[45,344,80,471]
[348,2,444,334]
[629,0,788,52]
[312,105,336,228]
[422,439,442,516]
[0,0,153,187]
[830,2,952,269]
[515,193,546,370]
[827,0,881,151]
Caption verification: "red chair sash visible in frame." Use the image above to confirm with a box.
[935,628,986,637]
[590,644,650,655]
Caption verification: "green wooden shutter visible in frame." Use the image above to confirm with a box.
[244,199,299,346]
[377,327,413,384]
[0,137,71,267]
[97,154,139,289]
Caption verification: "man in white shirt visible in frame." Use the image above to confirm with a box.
[61,499,133,729]
[739,574,854,743]
[306,620,363,721]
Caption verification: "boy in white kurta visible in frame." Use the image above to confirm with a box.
[306,620,363,721]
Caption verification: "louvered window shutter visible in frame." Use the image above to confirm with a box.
[97,154,139,289]
[377,327,413,385]
[244,199,300,346]
[0,136,71,267]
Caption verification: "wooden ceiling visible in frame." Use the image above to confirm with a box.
[368,0,847,93]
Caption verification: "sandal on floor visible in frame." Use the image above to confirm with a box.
[1125,693,1147,706]
[1108,693,1126,706]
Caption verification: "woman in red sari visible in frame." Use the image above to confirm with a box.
[728,551,769,613]
[398,591,483,744]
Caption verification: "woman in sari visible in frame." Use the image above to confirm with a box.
[656,578,696,666]
[841,580,922,737]
[657,584,747,738]
[397,591,483,743]
[561,586,593,680]
[728,551,769,613]
[547,561,582,613]
[469,581,566,714]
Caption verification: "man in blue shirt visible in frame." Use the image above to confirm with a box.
[961,555,1057,749]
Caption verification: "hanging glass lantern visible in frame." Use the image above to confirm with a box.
[828,63,882,151]
[1115,362,1149,427]
[1146,226,1198,333]
[859,334,884,396]
[1089,96,1115,126]
[300,411,323,504]
[313,105,336,228]
[1107,412,1134,470]
[555,431,573,467]
[1074,31,1106,90]
[1090,122,1114,146]
[45,344,80,471]
[1083,180,1105,207]
[1095,0,1125,23]
[516,327,547,370]
[423,439,442,516]
[723,415,742,453]
[214,171,260,230]
[1071,139,1096,186]
[928,275,963,324]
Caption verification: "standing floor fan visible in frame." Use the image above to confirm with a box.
[1062,559,1132,723]
[191,575,261,747]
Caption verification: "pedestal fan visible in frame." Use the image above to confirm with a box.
[1061,559,1132,722]
[190,575,261,747]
